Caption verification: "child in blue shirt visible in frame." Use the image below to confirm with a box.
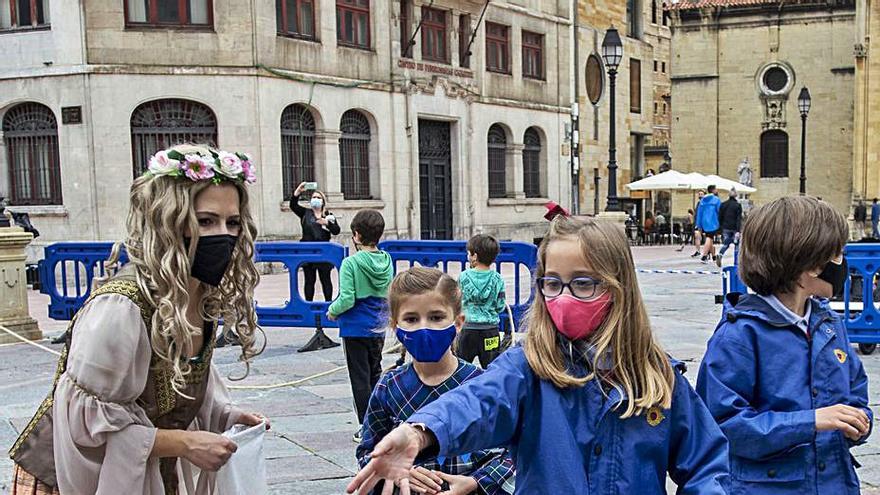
[357,267,514,494]
[327,209,394,442]
[347,216,729,495]
[697,196,872,495]
[456,234,507,368]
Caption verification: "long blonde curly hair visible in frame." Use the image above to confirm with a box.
[108,145,260,396]
[523,216,674,418]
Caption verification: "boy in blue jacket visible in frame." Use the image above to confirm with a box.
[328,209,394,442]
[697,196,872,495]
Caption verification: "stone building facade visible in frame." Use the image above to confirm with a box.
[576,0,673,216]
[853,0,880,202]
[667,0,856,216]
[0,0,572,258]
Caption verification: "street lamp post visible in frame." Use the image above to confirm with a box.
[798,87,811,195]
[602,27,623,212]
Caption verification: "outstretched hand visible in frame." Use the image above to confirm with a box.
[347,424,428,495]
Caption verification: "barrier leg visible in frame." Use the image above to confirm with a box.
[298,314,341,353]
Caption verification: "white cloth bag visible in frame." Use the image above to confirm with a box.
[215,422,268,495]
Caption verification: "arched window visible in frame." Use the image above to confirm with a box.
[487,124,507,199]
[760,130,789,178]
[3,102,62,205]
[130,99,217,177]
[281,104,316,199]
[523,127,541,198]
[339,110,371,199]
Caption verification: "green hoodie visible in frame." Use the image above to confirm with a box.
[328,249,394,318]
[458,268,507,326]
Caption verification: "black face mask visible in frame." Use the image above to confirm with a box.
[818,257,848,298]
[184,234,238,287]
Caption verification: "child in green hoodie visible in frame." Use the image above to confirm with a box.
[327,209,394,442]
[456,234,507,368]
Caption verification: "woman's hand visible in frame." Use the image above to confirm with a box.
[316,217,329,226]
[294,182,306,197]
[181,430,238,472]
[237,412,270,430]
[435,472,478,495]
[347,423,431,494]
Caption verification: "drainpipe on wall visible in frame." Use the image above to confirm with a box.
[79,3,101,240]
[389,2,402,239]
[571,0,581,215]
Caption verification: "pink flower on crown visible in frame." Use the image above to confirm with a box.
[183,154,215,181]
[217,151,243,178]
[241,156,257,184]
[148,150,180,176]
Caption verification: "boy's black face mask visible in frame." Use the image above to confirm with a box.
[184,234,238,287]
[818,258,848,298]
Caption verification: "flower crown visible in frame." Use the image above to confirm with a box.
[146,146,257,184]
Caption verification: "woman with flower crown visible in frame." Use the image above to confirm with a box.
[8,144,267,494]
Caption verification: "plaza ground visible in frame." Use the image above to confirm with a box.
[2,245,880,494]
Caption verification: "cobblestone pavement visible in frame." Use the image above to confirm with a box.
[2,246,880,494]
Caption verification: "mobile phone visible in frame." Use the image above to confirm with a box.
[304,182,318,191]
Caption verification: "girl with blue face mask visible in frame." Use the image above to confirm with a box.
[355,267,515,495]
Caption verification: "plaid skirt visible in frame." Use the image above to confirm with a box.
[10,464,60,495]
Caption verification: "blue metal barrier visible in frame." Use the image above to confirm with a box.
[39,241,347,327]
[841,243,880,347]
[723,242,880,351]
[378,240,537,333]
[254,242,345,329]
[39,243,128,320]
[39,240,538,333]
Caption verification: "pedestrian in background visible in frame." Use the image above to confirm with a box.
[854,200,867,240]
[691,190,706,257]
[456,234,507,368]
[289,181,341,302]
[698,196,871,495]
[695,185,722,264]
[716,188,743,267]
[871,198,879,238]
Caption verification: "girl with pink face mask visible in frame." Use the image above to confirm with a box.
[347,216,730,495]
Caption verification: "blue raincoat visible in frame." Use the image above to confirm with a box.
[408,346,730,494]
[696,194,722,233]
[697,293,872,495]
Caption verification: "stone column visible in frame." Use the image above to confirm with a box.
[315,130,344,203]
[0,226,40,344]
[507,143,525,200]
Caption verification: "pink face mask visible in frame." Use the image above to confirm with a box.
[545,292,613,341]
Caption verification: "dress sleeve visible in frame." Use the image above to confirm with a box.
[53,293,163,495]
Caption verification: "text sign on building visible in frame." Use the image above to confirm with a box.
[398,59,474,78]
[61,106,82,125]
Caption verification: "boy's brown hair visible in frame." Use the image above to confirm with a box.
[739,196,848,296]
[350,209,385,246]
[467,234,500,266]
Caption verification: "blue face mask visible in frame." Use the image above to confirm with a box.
[395,324,457,363]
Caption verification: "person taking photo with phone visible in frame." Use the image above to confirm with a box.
[289,181,341,302]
